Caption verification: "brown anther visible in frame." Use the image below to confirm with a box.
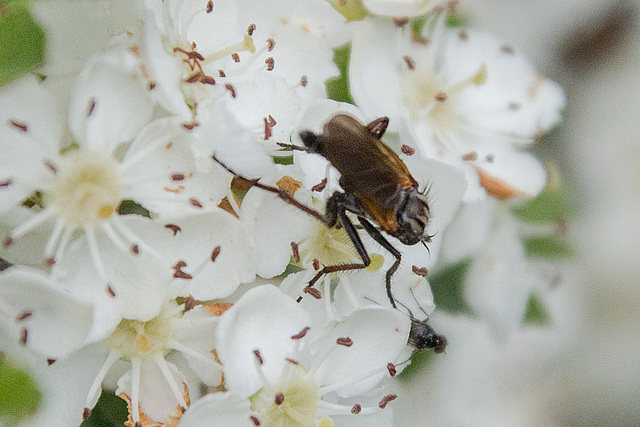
[265,57,274,71]
[182,122,199,130]
[87,98,97,117]
[225,83,236,98]
[10,120,28,132]
[274,392,285,405]
[165,224,182,236]
[190,198,203,208]
[83,408,92,420]
[461,151,478,161]
[45,257,56,266]
[401,144,415,156]
[351,404,362,414]
[172,261,193,279]
[411,33,430,45]
[447,0,458,12]
[135,422,142,427]
[247,23,256,36]
[218,69,226,77]
[387,362,397,377]
[206,0,213,13]
[250,415,261,426]
[0,179,12,187]
[336,337,353,347]
[458,30,468,40]
[311,178,327,192]
[268,115,276,127]
[393,17,409,27]
[148,81,157,90]
[3,237,13,247]
[435,91,448,102]
[184,294,196,312]
[20,328,28,345]
[412,265,429,277]
[304,286,322,299]
[290,241,300,263]
[131,244,139,255]
[403,55,415,70]
[253,349,264,365]
[485,154,494,163]
[291,326,310,340]
[312,258,320,271]
[16,311,32,321]
[47,359,56,365]
[171,173,185,181]
[211,245,221,262]
[263,117,273,140]
[44,160,57,174]
[501,44,515,54]
[300,75,308,87]
[106,285,116,298]
[378,394,397,409]
[231,53,240,63]
[285,358,299,365]
[266,38,275,51]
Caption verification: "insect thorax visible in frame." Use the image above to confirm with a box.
[395,187,430,245]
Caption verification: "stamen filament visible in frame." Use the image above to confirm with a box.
[317,363,387,396]
[85,350,121,409]
[131,358,142,423]
[339,276,361,311]
[10,207,57,239]
[445,64,487,96]
[99,222,129,253]
[201,35,255,66]
[43,217,67,258]
[167,339,218,367]
[84,225,108,281]
[153,353,188,409]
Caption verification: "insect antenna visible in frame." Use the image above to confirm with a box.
[421,240,431,257]
[276,142,308,151]
[409,287,430,320]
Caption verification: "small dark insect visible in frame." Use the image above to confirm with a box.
[213,114,433,308]
[407,318,447,353]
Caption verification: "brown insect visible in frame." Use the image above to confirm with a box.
[213,114,445,351]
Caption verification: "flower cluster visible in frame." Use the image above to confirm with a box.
[0,0,565,426]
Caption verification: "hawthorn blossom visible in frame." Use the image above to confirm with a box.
[198,285,408,425]
[349,14,565,201]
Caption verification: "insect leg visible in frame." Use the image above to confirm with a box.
[307,204,370,288]
[212,155,325,223]
[358,217,402,309]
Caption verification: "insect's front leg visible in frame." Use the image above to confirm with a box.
[358,217,402,309]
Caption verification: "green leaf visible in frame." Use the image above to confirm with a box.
[523,235,572,259]
[522,293,551,325]
[0,356,42,423]
[0,4,45,87]
[512,186,571,224]
[326,44,355,105]
[80,390,128,427]
[429,259,473,314]
[118,200,151,218]
[273,153,294,165]
[396,347,435,381]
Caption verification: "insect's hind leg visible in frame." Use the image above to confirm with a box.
[358,217,402,309]
[304,202,371,294]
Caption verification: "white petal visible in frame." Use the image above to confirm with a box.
[116,359,186,422]
[363,0,437,17]
[179,392,256,427]
[215,285,311,397]
[439,199,496,265]
[121,117,230,213]
[403,156,467,234]
[69,47,154,152]
[197,101,273,179]
[0,267,93,358]
[349,19,403,130]
[312,306,409,397]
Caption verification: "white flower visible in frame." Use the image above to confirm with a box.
[362,0,440,18]
[51,209,255,340]
[0,70,225,280]
[213,285,409,425]
[349,16,566,200]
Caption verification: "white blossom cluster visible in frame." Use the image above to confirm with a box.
[0,0,565,426]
